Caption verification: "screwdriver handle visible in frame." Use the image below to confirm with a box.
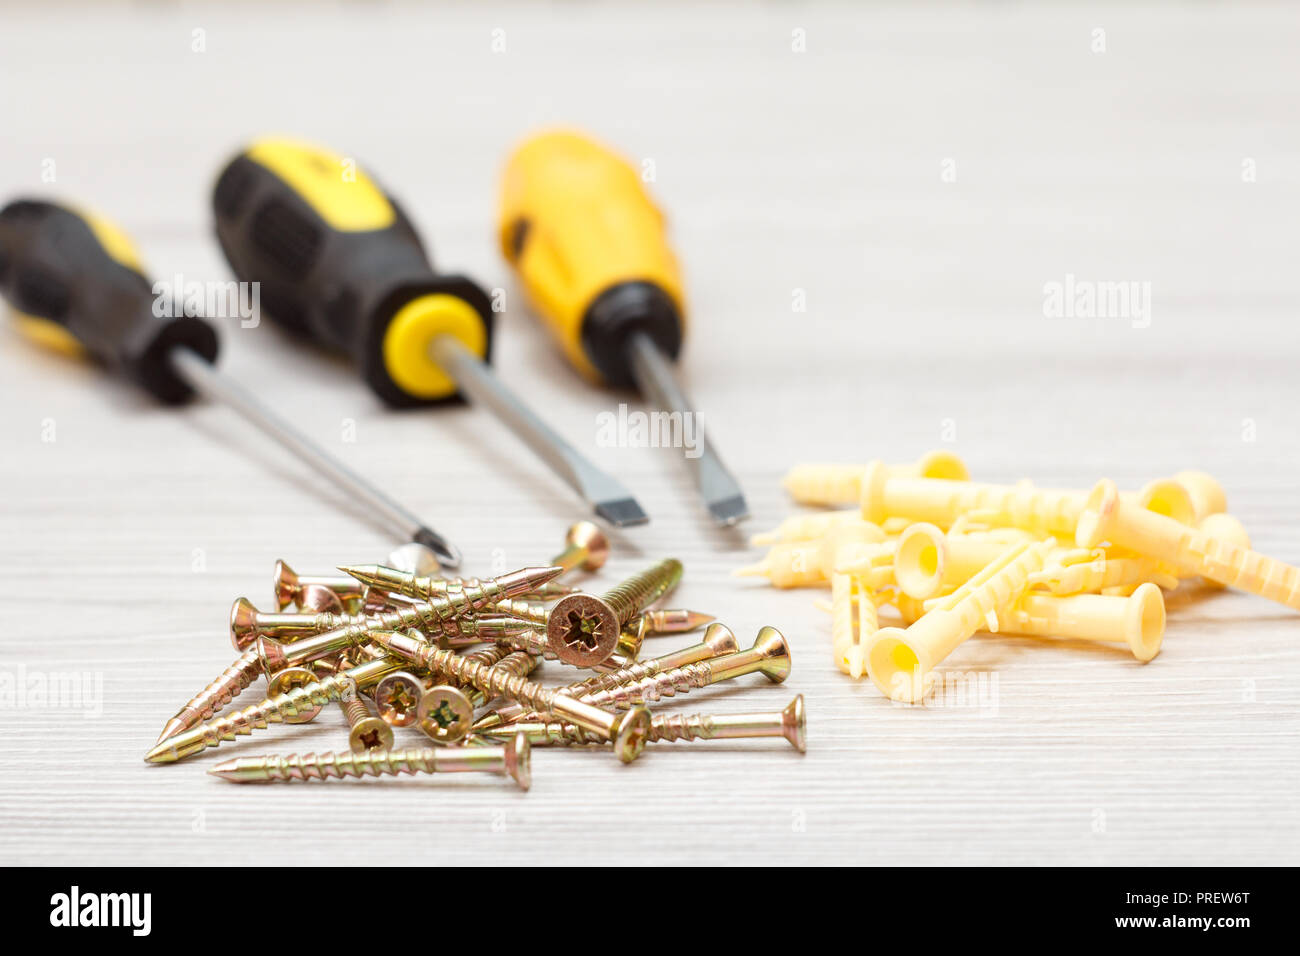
[212,138,494,407]
[0,199,219,403]
[498,130,686,387]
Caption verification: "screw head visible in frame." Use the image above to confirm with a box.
[267,666,322,723]
[273,560,298,610]
[416,685,474,744]
[230,597,258,651]
[611,705,652,763]
[754,626,792,683]
[504,732,532,790]
[348,715,395,753]
[783,694,807,752]
[701,622,739,657]
[374,671,425,727]
[546,594,621,667]
[565,521,610,571]
[296,584,343,615]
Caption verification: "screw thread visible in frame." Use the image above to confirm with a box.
[197,672,357,750]
[564,657,666,696]
[602,559,683,627]
[172,649,262,726]
[580,661,711,709]
[492,599,547,624]
[491,628,565,663]
[339,696,370,727]
[251,748,447,781]
[413,644,555,712]
[650,713,718,742]
[496,713,716,745]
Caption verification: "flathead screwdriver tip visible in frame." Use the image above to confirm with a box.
[707,494,750,528]
[594,497,651,528]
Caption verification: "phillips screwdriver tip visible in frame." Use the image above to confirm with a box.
[412,527,462,570]
[594,497,651,528]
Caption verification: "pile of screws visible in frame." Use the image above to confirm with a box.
[739,452,1300,703]
[146,523,805,790]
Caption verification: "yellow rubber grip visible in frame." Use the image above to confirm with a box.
[245,138,396,232]
[12,204,145,359]
[497,129,686,382]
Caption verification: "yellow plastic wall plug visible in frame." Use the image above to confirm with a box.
[1133,479,1197,525]
[1002,583,1165,661]
[1026,552,1179,595]
[782,450,969,506]
[829,572,880,678]
[894,524,1035,599]
[736,520,885,588]
[749,508,859,547]
[858,462,1083,536]
[1190,512,1250,590]
[866,540,1050,702]
[1077,479,1300,610]
[830,573,858,676]
[1174,470,1228,520]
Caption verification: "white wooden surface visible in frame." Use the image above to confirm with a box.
[1,1,1298,866]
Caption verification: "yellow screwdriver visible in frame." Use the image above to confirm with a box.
[0,198,462,566]
[498,130,749,526]
[211,138,648,527]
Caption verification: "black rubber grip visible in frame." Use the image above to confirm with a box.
[580,281,684,388]
[0,199,219,404]
[211,153,495,408]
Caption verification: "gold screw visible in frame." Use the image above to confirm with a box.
[144,656,404,764]
[232,587,545,648]
[417,648,538,744]
[546,558,684,667]
[550,521,610,574]
[481,694,806,752]
[266,666,322,724]
[339,564,562,604]
[632,608,716,636]
[369,630,651,763]
[208,734,532,790]
[341,695,393,753]
[373,671,427,727]
[273,560,366,611]
[473,623,740,732]
[579,626,791,709]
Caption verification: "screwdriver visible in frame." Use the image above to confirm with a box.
[497,130,750,526]
[210,138,648,528]
[0,198,461,566]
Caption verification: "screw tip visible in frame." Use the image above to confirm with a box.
[143,741,178,764]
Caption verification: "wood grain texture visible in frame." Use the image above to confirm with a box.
[1,1,1297,866]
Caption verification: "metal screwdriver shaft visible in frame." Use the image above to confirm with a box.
[431,336,649,526]
[626,333,749,525]
[170,348,461,567]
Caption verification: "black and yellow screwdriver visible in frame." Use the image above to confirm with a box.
[0,198,462,566]
[210,138,648,527]
[497,130,750,526]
